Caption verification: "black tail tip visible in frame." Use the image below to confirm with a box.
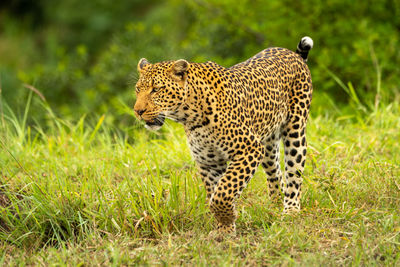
[296,36,313,62]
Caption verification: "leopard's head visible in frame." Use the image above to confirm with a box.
[134,58,189,130]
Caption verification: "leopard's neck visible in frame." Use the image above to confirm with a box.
[173,62,228,131]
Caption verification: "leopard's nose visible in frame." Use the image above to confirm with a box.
[135,108,146,116]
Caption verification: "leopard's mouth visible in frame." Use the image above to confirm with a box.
[144,115,165,131]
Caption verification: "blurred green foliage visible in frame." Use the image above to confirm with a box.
[0,0,399,126]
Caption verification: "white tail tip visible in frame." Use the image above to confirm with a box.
[301,36,314,50]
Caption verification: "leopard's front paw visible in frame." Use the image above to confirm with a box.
[283,205,300,215]
[217,222,236,234]
[208,222,236,241]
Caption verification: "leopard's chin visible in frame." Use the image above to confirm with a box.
[145,124,162,131]
[144,115,165,131]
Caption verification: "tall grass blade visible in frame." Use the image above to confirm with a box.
[89,114,105,143]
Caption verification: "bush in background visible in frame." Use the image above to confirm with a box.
[0,0,399,126]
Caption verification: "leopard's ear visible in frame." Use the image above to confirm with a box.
[170,59,189,81]
[138,58,150,73]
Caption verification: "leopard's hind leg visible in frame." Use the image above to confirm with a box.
[262,133,284,202]
[281,73,312,213]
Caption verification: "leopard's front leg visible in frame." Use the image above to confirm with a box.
[209,139,264,234]
[196,162,227,200]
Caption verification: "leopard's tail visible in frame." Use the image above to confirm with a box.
[296,36,313,63]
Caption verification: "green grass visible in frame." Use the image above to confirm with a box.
[0,97,399,265]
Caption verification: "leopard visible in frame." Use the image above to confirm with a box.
[134,36,314,235]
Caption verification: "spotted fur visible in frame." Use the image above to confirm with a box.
[134,37,313,234]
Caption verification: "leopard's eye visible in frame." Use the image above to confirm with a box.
[152,86,165,93]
